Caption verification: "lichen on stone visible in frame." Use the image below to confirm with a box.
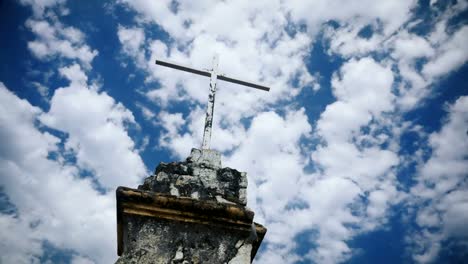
[138,148,248,206]
[116,148,264,264]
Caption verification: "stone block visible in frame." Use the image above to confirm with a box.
[138,148,249,206]
[187,148,222,169]
[115,187,267,264]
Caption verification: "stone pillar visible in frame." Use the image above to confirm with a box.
[115,149,267,263]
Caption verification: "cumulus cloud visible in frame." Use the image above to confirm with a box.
[0,213,42,263]
[288,0,416,35]
[303,58,400,262]
[115,1,465,263]
[40,64,147,189]
[26,19,98,69]
[410,96,468,263]
[71,255,95,264]
[1,2,147,262]
[392,9,467,110]
[392,33,435,60]
[422,26,468,80]
[321,2,468,111]
[320,58,395,141]
[226,109,312,238]
[117,25,146,67]
[0,83,117,263]
[19,0,66,17]
[118,0,315,114]
[215,57,399,261]
[3,0,467,263]
[0,63,146,262]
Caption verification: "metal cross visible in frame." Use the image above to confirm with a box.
[155,55,270,150]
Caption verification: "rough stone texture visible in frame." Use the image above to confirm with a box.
[187,148,221,168]
[116,148,265,264]
[116,215,254,264]
[139,148,248,206]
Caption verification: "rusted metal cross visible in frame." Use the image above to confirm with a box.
[155,55,270,150]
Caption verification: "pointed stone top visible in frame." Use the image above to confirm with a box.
[138,148,247,205]
[186,148,221,169]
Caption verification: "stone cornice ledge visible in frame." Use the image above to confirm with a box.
[116,186,267,261]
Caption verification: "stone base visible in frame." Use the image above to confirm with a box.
[116,187,266,263]
[139,148,248,205]
[116,216,253,264]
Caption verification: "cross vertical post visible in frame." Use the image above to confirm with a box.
[202,55,219,149]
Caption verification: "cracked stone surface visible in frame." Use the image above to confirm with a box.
[139,148,248,206]
[116,215,254,264]
[116,148,257,263]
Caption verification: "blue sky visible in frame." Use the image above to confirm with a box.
[0,0,467,263]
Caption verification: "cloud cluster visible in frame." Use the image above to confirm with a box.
[21,0,97,69]
[305,57,400,262]
[19,0,66,17]
[0,83,115,263]
[409,96,468,262]
[1,0,467,263]
[40,64,147,189]
[118,0,315,116]
[115,0,468,263]
[1,1,147,263]
[0,63,147,262]
[26,19,98,69]
[236,57,401,263]
[0,65,145,262]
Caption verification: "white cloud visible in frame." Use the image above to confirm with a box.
[218,102,398,263]
[135,103,156,121]
[422,26,468,80]
[118,0,315,114]
[5,0,467,263]
[392,6,467,109]
[71,255,95,264]
[301,58,401,262]
[116,1,417,263]
[157,107,203,158]
[117,25,146,67]
[32,81,50,99]
[225,109,312,226]
[318,57,395,143]
[410,96,468,263]
[2,1,150,260]
[287,0,416,36]
[158,111,184,136]
[0,82,117,263]
[20,0,65,17]
[324,22,383,58]
[39,64,147,189]
[26,19,98,69]
[0,215,42,264]
[59,63,88,84]
[392,33,435,60]
[320,3,467,112]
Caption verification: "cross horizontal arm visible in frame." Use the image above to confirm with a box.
[218,74,270,91]
[155,58,270,92]
[155,59,211,78]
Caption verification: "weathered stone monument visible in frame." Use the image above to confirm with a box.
[115,56,269,263]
